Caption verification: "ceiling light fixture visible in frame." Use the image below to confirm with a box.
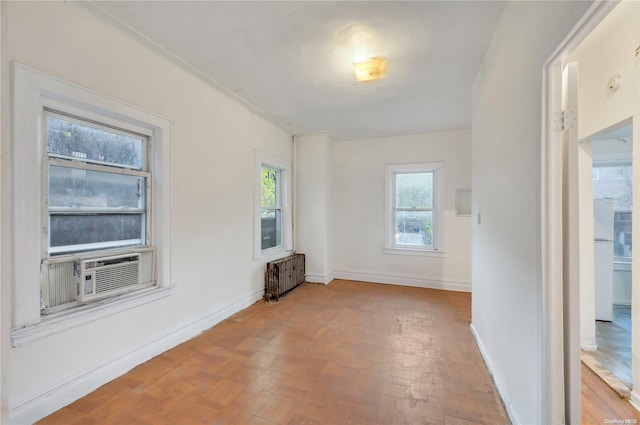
[353,57,387,82]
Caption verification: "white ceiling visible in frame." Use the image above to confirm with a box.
[94,1,506,140]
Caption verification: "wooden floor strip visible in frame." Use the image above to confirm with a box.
[581,351,631,399]
[581,361,640,424]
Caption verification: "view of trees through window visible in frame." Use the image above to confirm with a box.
[261,166,281,250]
[395,172,434,247]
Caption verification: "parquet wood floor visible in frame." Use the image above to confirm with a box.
[38,280,512,425]
[581,362,640,424]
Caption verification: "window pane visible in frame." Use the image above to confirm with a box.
[261,209,282,250]
[614,211,632,258]
[396,173,433,208]
[49,165,144,210]
[592,165,632,210]
[47,115,144,170]
[50,214,143,253]
[395,210,432,247]
[261,167,280,208]
[592,164,632,259]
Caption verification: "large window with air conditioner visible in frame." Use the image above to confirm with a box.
[11,65,172,346]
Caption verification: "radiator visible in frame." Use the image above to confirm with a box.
[265,253,305,302]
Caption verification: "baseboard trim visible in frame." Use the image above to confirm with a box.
[10,289,264,425]
[333,270,470,292]
[470,323,521,425]
[630,390,640,413]
[305,272,334,285]
[581,343,598,351]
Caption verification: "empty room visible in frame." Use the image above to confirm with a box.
[1,1,639,424]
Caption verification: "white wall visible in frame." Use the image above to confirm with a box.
[471,1,592,424]
[295,134,334,284]
[566,0,640,141]
[1,2,293,423]
[332,130,472,291]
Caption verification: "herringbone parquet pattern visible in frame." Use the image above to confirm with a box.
[39,280,510,425]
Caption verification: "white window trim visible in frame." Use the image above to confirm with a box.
[43,113,151,257]
[11,64,172,344]
[254,151,292,259]
[384,162,445,257]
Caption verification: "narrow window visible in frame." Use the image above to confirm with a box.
[394,171,435,248]
[254,151,291,259]
[261,166,282,250]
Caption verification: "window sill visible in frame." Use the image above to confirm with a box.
[384,247,446,257]
[257,247,292,260]
[614,260,631,272]
[11,285,173,347]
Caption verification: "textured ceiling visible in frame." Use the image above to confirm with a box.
[94,1,505,139]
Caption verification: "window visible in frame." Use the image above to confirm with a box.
[45,112,150,255]
[11,64,172,344]
[255,152,292,258]
[261,166,282,250]
[385,162,444,255]
[592,163,632,261]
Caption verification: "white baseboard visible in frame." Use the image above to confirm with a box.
[630,390,640,413]
[581,343,598,351]
[10,289,264,425]
[333,270,471,292]
[305,272,334,285]
[470,323,521,425]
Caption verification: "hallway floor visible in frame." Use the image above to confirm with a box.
[582,362,640,423]
[38,280,510,425]
[594,304,632,388]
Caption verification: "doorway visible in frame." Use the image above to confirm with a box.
[541,0,640,423]
[581,122,633,397]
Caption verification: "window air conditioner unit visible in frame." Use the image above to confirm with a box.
[74,253,141,302]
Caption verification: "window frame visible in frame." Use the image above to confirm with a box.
[11,64,173,344]
[260,165,283,251]
[384,162,445,256]
[42,110,152,257]
[592,159,632,264]
[254,151,292,259]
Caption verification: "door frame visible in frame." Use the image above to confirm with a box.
[541,1,619,423]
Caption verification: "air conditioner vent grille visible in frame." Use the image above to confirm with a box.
[95,262,139,294]
[73,253,142,302]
